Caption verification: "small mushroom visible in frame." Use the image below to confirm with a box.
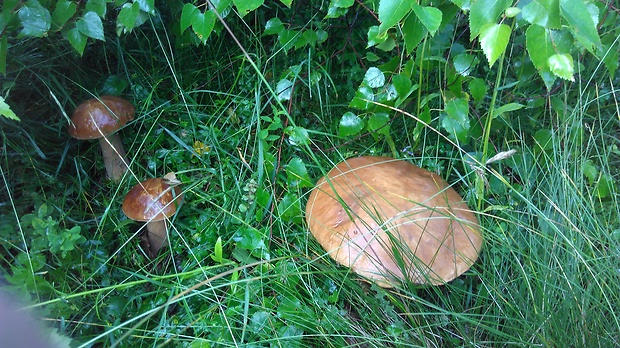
[122,173,184,258]
[69,95,135,181]
[305,156,482,287]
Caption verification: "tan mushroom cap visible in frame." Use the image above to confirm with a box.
[305,156,483,287]
[122,175,184,222]
[69,95,135,139]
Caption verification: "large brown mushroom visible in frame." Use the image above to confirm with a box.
[122,173,184,258]
[305,156,482,287]
[69,95,135,181]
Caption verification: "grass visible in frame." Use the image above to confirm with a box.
[1,5,619,348]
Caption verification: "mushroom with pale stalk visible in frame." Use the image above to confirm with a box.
[68,95,135,181]
[305,156,483,287]
[122,173,184,258]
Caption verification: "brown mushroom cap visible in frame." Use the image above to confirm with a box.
[69,95,135,139]
[305,156,483,287]
[122,176,184,222]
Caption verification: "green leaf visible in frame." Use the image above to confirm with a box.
[441,98,470,143]
[410,4,442,35]
[325,0,351,18]
[392,74,412,98]
[469,0,512,39]
[18,0,51,37]
[278,29,299,51]
[559,0,601,53]
[52,0,77,28]
[339,112,365,136]
[479,23,511,67]
[280,0,293,7]
[76,11,105,41]
[67,27,88,55]
[277,193,302,223]
[469,78,487,103]
[264,18,284,35]
[367,26,388,48]
[349,85,375,109]
[453,53,477,76]
[521,0,561,28]
[286,157,313,188]
[135,0,156,15]
[85,0,106,18]
[493,102,524,117]
[117,2,141,34]
[378,0,412,34]
[368,113,391,137]
[276,79,294,101]
[534,129,553,151]
[364,67,385,88]
[193,10,216,44]
[526,25,554,72]
[547,53,574,81]
[402,13,426,54]
[286,126,310,146]
[0,96,19,121]
[234,0,264,17]
[180,4,200,33]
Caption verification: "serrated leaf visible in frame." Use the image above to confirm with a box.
[0,96,19,121]
[479,23,511,67]
[547,53,574,81]
[469,0,512,39]
[442,98,470,143]
[193,10,216,44]
[339,112,365,136]
[378,0,412,34]
[521,0,561,28]
[402,13,426,54]
[234,0,263,17]
[559,0,601,53]
[180,4,200,33]
[76,11,105,41]
[411,3,442,35]
[52,0,77,28]
[67,27,87,55]
[117,2,140,34]
[364,67,385,88]
[18,0,51,37]
[264,18,284,35]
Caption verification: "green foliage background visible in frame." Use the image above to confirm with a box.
[1,0,619,347]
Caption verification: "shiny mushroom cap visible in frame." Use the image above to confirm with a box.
[305,156,483,287]
[122,173,184,222]
[69,95,135,140]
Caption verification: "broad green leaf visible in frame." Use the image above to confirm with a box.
[280,0,293,7]
[180,4,200,33]
[504,7,520,18]
[469,0,512,39]
[18,0,51,38]
[521,0,561,28]
[534,129,553,151]
[67,27,88,55]
[368,113,391,137]
[469,78,487,103]
[278,29,299,51]
[193,10,216,44]
[349,85,374,109]
[52,0,77,28]
[392,74,412,97]
[453,53,477,76]
[286,157,313,188]
[286,126,310,146]
[595,174,613,199]
[364,67,385,88]
[526,25,571,76]
[493,102,524,117]
[581,159,598,185]
[264,18,284,35]
[339,112,365,136]
[378,0,412,34]
[135,0,156,15]
[276,79,294,101]
[402,13,426,54]
[367,26,388,48]
[410,3,442,35]
[601,41,618,79]
[234,0,264,17]
[325,0,351,18]
[547,53,574,81]
[442,98,470,143]
[0,96,19,121]
[117,2,140,35]
[559,0,601,53]
[85,0,106,18]
[76,11,105,41]
[479,23,510,67]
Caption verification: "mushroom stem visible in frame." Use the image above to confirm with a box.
[98,133,129,181]
[145,220,168,257]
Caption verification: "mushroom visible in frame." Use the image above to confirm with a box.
[122,172,184,258]
[305,156,482,287]
[69,95,135,181]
